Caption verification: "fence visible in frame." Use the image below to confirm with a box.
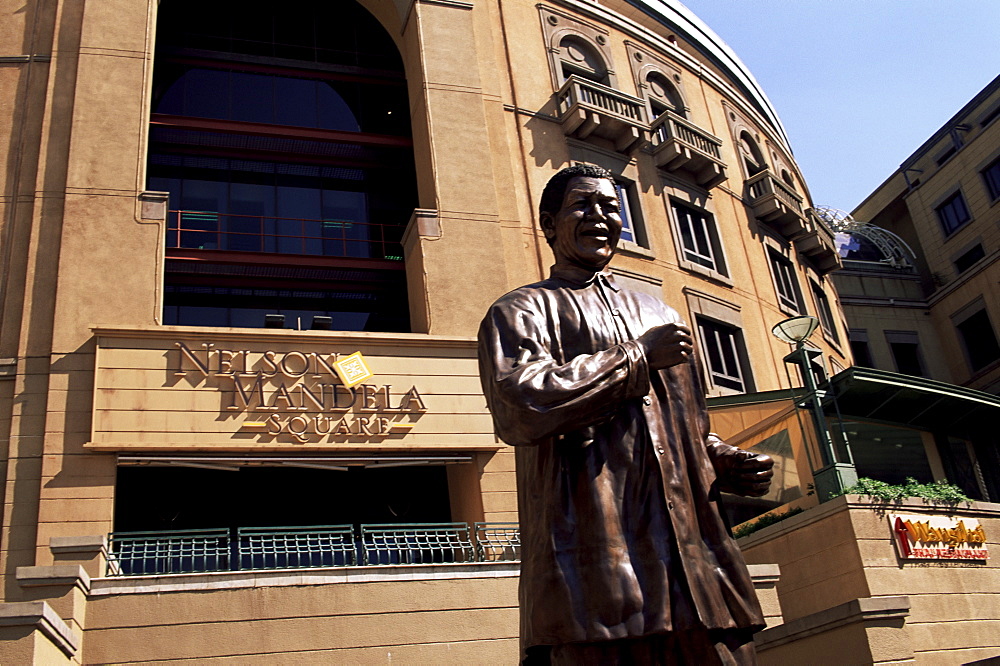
[107,522,520,577]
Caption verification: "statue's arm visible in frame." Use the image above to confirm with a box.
[477,298,649,446]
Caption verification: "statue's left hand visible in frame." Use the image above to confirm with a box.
[725,452,774,497]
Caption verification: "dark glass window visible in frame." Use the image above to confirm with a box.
[811,281,839,343]
[890,342,923,376]
[956,309,1000,371]
[149,0,416,332]
[614,180,646,248]
[850,340,873,368]
[982,158,1000,201]
[673,201,726,275]
[768,249,802,312]
[935,191,971,236]
[697,317,750,393]
[954,243,986,274]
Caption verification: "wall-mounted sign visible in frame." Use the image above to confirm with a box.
[89,328,498,452]
[175,342,424,443]
[889,513,988,561]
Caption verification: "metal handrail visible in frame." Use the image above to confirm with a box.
[360,522,474,566]
[474,522,520,562]
[107,528,230,576]
[166,209,405,260]
[237,525,356,570]
[106,522,519,576]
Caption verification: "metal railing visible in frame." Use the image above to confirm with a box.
[360,523,473,566]
[107,528,230,576]
[746,171,804,214]
[650,110,722,160]
[475,522,520,562]
[107,522,519,577]
[166,210,405,261]
[557,75,646,125]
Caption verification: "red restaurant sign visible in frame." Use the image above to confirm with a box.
[889,513,988,561]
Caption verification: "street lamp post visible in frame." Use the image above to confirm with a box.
[772,316,857,502]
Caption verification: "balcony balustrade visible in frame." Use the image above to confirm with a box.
[650,111,727,188]
[557,75,648,153]
[107,522,521,577]
[795,210,843,275]
[746,170,807,236]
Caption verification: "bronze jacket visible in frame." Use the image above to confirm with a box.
[477,264,764,651]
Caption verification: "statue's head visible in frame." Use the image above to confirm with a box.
[539,164,622,271]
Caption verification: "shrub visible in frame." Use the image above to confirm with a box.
[733,507,804,539]
[833,477,972,506]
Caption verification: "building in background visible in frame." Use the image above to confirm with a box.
[830,75,1000,502]
[0,0,997,663]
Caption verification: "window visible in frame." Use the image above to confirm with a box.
[645,72,684,119]
[954,243,986,274]
[697,317,751,393]
[981,157,1000,201]
[849,330,873,368]
[738,131,766,177]
[614,179,647,248]
[935,191,971,236]
[671,200,726,276]
[767,248,803,313]
[886,331,924,377]
[148,0,416,332]
[559,36,608,84]
[956,308,1000,371]
[811,280,839,343]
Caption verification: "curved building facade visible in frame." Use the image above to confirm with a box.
[0,0,898,662]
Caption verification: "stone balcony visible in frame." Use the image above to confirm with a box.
[795,210,842,275]
[557,75,647,153]
[650,110,727,188]
[746,170,807,236]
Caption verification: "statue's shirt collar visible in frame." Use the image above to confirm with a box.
[549,263,620,291]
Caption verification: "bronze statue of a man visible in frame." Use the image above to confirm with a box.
[478,165,774,664]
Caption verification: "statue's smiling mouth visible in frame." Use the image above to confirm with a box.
[580,225,611,240]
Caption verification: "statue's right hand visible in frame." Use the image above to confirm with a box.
[638,323,694,370]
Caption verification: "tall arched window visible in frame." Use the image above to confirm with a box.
[645,72,684,119]
[147,1,417,332]
[559,36,608,84]
[738,131,766,177]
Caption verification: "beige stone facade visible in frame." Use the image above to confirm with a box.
[3,0,996,662]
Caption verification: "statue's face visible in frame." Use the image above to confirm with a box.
[543,176,622,271]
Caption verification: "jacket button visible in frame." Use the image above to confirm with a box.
[668,501,675,510]
[643,396,652,405]
[657,447,665,454]
[612,308,620,316]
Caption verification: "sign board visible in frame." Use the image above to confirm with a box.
[89,328,497,452]
[889,513,988,561]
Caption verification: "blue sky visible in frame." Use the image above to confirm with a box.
[685,1,1000,212]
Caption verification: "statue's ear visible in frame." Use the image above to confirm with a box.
[540,211,556,243]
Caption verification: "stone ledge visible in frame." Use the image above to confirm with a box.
[16,565,91,593]
[747,563,780,585]
[0,601,79,657]
[50,535,108,555]
[755,595,910,651]
[91,561,520,596]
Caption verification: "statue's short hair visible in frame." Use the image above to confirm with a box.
[539,164,614,222]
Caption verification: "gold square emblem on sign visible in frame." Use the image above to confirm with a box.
[333,351,374,388]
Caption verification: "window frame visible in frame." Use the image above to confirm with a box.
[935,189,972,237]
[696,316,751,394]
[766,246,804,315]
[981,155,1000,202]
[810,278,840,345]
[668,197,729,283]
[952,300,1000,373]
